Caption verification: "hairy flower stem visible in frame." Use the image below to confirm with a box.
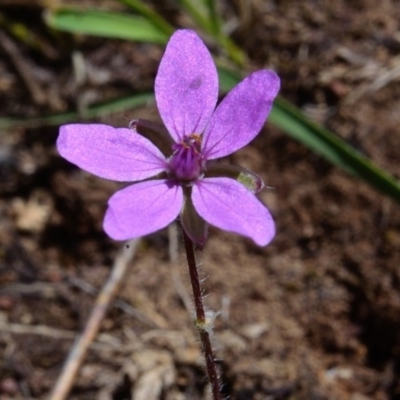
[182,229,222,400]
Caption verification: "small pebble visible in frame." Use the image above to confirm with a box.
[0,377,18,395]
[0,295,14,310]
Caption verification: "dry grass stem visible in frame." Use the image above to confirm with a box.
[48,239,139,400]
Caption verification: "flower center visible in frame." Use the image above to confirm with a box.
[169,134,204,182]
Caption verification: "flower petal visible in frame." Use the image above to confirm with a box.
[192,177,275,246]
[202,70,280,159]
[57,124,166,181]
[104,180,183,240]
[155,29,218,142]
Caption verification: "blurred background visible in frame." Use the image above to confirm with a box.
[0,0,399,399]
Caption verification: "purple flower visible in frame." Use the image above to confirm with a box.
[57,29,280,246]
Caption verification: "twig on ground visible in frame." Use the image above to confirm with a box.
[1,277,159,328]
[169,223,193,314]
[0,321,121,350]
[67,276,159,328]
[0,30,46,105]
[0,322,75,340]
[48,239,139,400]
[0,282,56,297]
[168,222,179,265]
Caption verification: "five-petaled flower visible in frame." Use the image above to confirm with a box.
[57,29,280,246]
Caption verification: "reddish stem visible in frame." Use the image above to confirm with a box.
[182,229,222,400]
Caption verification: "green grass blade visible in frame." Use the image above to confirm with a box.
[173,0,212,33]
[217,63,243,92]
[0,93,154,129]
[117,0,174,36]
[202,0,221,36]
[218,66,400,203]
[45,9,169,44]
[269,98,400,202]
[172,0,246,66]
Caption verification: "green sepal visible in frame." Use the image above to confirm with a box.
[204,161,265,193]
[130,119,174,157]
[180,187,209,248]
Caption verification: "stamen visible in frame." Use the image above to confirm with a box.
[169,134,204,182]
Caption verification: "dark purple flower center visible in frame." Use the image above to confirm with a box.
[168,134,204,182]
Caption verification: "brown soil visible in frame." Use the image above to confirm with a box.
[0,1,400,399]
